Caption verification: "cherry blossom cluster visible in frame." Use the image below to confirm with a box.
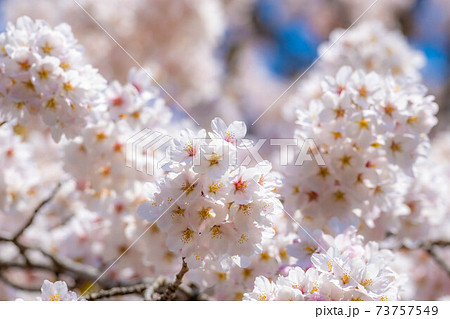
[284,65,438,233]
[0,120,62,238]
[63,68,173,195]
[244,227,402,301]
[185,213,295,300]
[0,17,184,299]
[138,118,283,269]
[416,132,450,243]
[3,0,225,108]
[318,21,425,80]
[36,69,179,281]
[284,21,425,121]
[0,16,106,141]
[381,156,450,246]
[0,123,39,216]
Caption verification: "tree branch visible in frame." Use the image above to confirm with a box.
[177,284,214,301]
[423,245,450,279]
[0,183,204,300]
[0,182,118,290]
[84,282,150,301]
[0,260,56,273]
[399,241,450,279]
[0,272,41,292]
[84,277,169,301]
[0,233,114,288]
[427,241,450,248]
[159,258,189,301]
[83,276,213,301]
[13,182,61,242]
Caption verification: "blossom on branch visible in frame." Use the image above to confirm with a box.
[0,16,106,142]
[138,118,283,269]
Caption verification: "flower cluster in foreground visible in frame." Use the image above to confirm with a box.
[245,227,402,301]
[284,65,438,233]
[0,16,106,141]
[138,118,283,269]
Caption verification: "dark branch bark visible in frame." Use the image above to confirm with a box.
[423,245,450,279]
[0,272,41,292]
[0,182,118,289]
[84,282,150,301]
[13,182,61,242]
[0,260,56,273]
[0,238,109,284]
[395,240,450,280]
[427,241,450,248]
[159,258,189,301]
[0,183,204,300]
[84,277,169,301]
[399,241,450,279]
[83,276,213,301]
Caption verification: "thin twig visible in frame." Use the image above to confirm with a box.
[84,282,149,301]
[0,234,111,285]
[13,182,61,241]
[0,261,56,273]
[0,182,115,289]
[177,284,214,301]
[0,272,41,292]
[427,241,450,248]
[143,277,165,301]
[397,241,450,279]
[0,183,200,299]
[159,258,189,301]
[84,277,171,301]
[83,276,213,301]
[423,245,450,279]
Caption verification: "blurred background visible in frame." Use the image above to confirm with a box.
[0,0,449,132]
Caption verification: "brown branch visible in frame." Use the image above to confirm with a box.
[83,276,213,301]
[0,234,112,287]
[177,284,214,301]
[84,277,167,301]
[0,182,118,290]
[428,241,450,248]
[0,260,56,273]
[142,277,165,301]
[399,241,450,279]
[159,258,189,301]
[0,272,41,292]
[13,182,61,242]
[0,185,202,299]
[423,245,450,279]
[84,282,150,301]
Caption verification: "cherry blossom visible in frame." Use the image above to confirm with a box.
[39,280,80,301]
[245,227,402,301]
[138,118,282,269]
[283,65,438,234]
[0,16,106,142]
